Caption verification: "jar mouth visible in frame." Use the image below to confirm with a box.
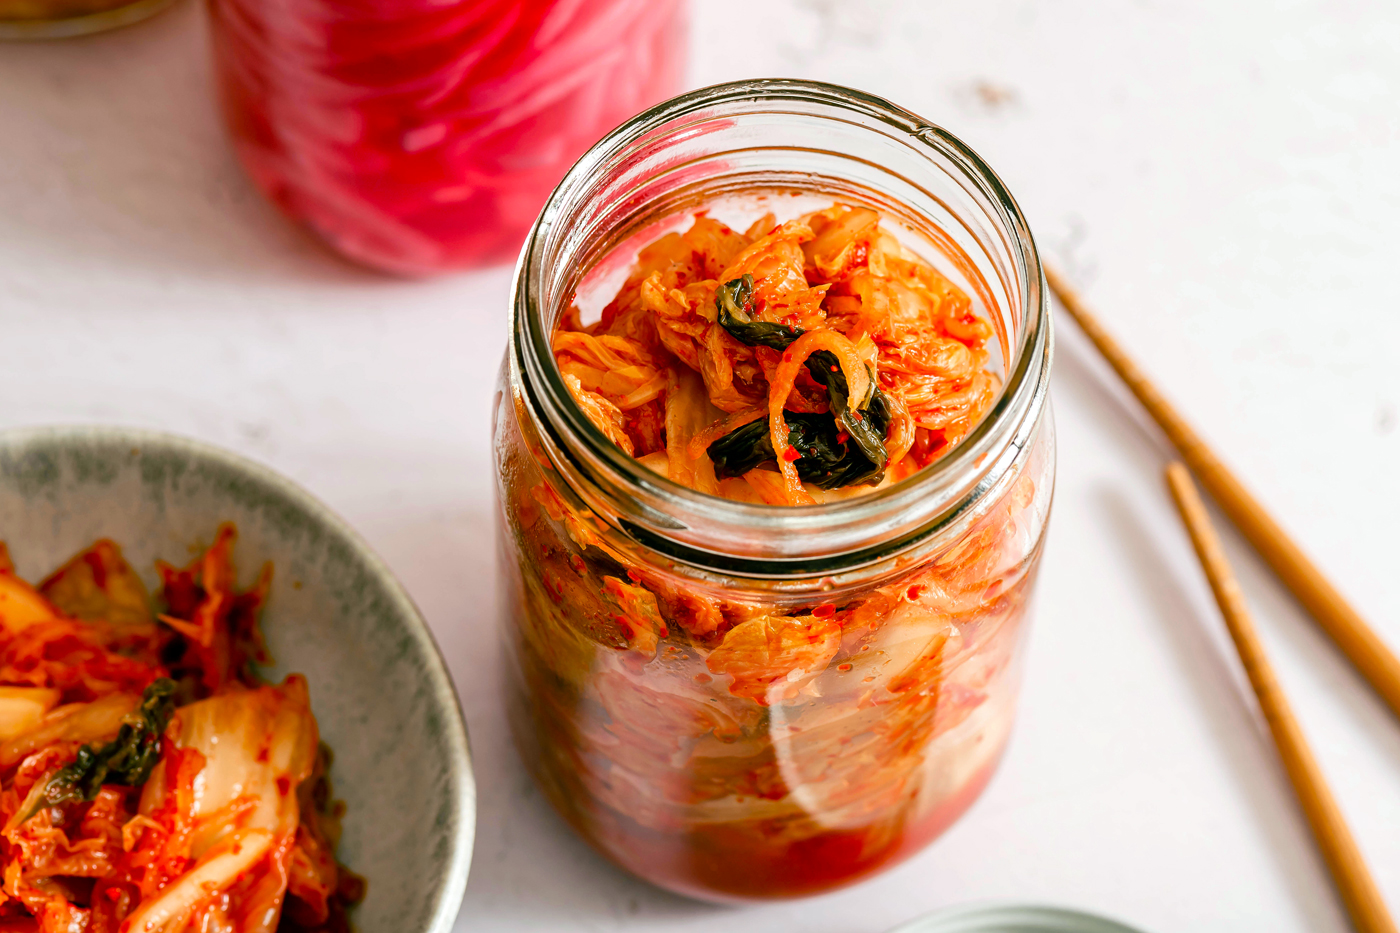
[512,78,1051,576]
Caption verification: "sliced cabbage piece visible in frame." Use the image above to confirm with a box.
[176,676,318,857]
[0,692,139,770]
[0,686,61,741]
[125,677,318,932]
[39,538,155,633]
[121,829,272,933]
[0,571,60,632]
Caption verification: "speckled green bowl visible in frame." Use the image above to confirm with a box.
[0,425,473,933]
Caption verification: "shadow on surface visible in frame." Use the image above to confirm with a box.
[0,1,393,289]
[1050,307,1168,469]
[1055,294,1400,785]
[1226,525,1400,784]
[1095,486,1348,933]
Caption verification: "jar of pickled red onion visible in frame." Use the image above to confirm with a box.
[208,0,686,275]
[494,79,1054,902]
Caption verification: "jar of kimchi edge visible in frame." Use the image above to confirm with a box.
[494,79,1055,902]
[207,0,686,275]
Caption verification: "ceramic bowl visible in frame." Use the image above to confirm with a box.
[0,425,473,933]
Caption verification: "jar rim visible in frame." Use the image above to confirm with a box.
[511,78,1052,576]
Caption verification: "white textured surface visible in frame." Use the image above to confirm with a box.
[2,1,1398,931]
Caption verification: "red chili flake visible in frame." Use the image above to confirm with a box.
[836,431,849,444]
[783,446,803,462]
[830,365,839,372]
[626,569,642,583]
[568,555,585,574]
[782,351,793,363]
[906,584,924,601]
[851,410,864,422]
[755,298,767,314]
[82,551,108,587]
[838,663,853,672]
[812,602,835,618]
[276,776,291,797]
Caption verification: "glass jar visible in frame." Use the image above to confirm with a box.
[208,0,686,275]
[0,0,175,39]
[494,79,1054,902]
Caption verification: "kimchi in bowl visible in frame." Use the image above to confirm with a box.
[0,425,473,932]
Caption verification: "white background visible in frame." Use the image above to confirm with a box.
[2,1,1398,930]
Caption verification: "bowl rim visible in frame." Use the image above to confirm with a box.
[0,423,474,933]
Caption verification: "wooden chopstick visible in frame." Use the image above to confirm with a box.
[1046,264,1400,722]
[1166,462,1397,933]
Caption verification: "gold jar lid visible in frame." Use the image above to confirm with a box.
[0,0,178,40]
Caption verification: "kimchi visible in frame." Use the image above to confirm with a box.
[0,528,362,932]
[497,197,1054,900]
[553,204,998,505]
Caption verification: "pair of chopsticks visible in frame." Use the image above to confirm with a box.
[1046,267,1398,933]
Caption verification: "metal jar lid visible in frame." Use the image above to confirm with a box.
[886,904,1151,933]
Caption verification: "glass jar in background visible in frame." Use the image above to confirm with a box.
[494,80,1055,901]
[207,0,686,276]
[0,0,175,39]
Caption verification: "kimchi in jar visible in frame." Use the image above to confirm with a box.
[494,80,1054,902]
